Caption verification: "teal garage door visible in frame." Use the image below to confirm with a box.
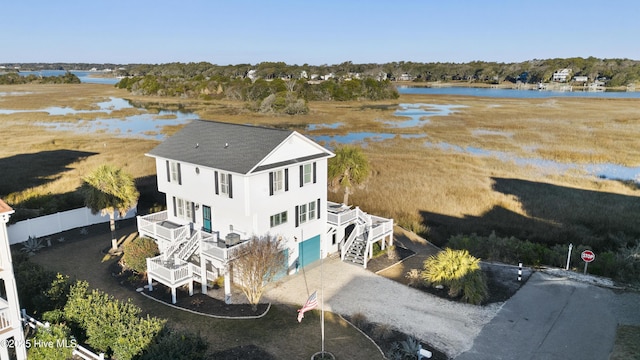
[298,235,320,268]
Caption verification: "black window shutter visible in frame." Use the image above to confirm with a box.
[313,162,317,183]
[317,198,321,219]
[214,171,219,195]
[269,172,274,196]
[295,205,299,227]
[191,202,196,222]
[177,163,182,185]
[166,160,170,182]
[284,168,289,191]
[228,173,233,198]
[299,165,304,187]
[172,197,177,217]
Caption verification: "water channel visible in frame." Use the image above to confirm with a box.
[1,90,638,182]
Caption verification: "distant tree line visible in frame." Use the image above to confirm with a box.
[113,57,640,87]
[116,74,399,114]
[0,71,81,85]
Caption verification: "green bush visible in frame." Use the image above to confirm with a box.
[422,248,488,304]
[12,252,57,315]
[138,329,208,360]
[123,237,159,274]
[26,324,74,360]
[64,281,165,360]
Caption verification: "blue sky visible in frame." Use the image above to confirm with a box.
[2,0,639,65]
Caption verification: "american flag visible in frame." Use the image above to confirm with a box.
[297,291,318,322]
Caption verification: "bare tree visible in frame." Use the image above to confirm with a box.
[233,235,286,311]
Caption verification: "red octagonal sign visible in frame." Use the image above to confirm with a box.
[581,250,596,263]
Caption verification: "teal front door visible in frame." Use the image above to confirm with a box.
[202,205,212,233]
[298,235,321,268]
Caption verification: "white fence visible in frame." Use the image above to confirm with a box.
[7,206,136,245]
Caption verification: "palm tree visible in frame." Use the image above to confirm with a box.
[328,145,370,205]
[421,248,488,304]
[81,164,139,251]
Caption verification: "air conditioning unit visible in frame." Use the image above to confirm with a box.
[225,233,241,246]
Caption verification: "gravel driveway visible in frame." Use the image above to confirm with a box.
[264,255,502,357]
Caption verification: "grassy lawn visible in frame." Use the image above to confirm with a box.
[611,325,640,360]
[28,220,384,359]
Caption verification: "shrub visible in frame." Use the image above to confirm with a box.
[422,248,489,304]
[371,323,394,341]
[26,324,74,360]
[64,281,166,360]
[21,236,44,255]
[138,329,208,360]
[405,269,423,288]
[122,237,159,274]
[350,312,368,329]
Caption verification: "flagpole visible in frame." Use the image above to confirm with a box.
[321,239,325,354]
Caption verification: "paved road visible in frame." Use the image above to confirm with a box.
[456,272,640,360]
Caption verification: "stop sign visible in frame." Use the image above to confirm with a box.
[581,250,595,263]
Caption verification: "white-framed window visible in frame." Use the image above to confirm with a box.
[174,197,193,221]
[303,163,312,184]
[170,161,180,183]
[273,170,283,192]
[308,200,316,220]
[270,211,288,227]
[220,172,229,195]
[296,199,319,227]
[270,168,289,195]
[298,203,307,224]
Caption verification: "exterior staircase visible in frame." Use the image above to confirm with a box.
[343,234,367,266]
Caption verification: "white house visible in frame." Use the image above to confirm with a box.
[137,120,393,303]
[0,200,27,360]
[552,68,572,82]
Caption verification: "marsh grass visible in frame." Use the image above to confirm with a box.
[4,84,640,252]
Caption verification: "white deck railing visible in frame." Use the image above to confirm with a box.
[146,255,192,286]
[327,208,357,226]
[0,307,11,332]
[137,211,189,242]
[203,239,250,262]
[369,217,394,242]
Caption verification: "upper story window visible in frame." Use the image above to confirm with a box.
[220,172,229,195]
[300,162,316,187]
[269,169,289,196]
[214,171,233,198]
[166,160,182,185]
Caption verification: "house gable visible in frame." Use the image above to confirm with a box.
[251,132,333,173]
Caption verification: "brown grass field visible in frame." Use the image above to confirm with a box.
[2,83,640,249]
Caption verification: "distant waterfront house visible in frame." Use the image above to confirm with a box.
[552,68,572,82]
[398,73,413,81]
[137,120,393,303]
[0,200,27,360]
[573,75,588,83]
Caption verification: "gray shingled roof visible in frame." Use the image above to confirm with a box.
[148,120,325,174]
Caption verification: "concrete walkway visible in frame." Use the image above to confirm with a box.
[263,254,502,357]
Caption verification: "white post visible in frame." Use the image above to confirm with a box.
[565,243,573,270]
[147,258,153,291]
[224,266,231,304]
[200,259,208,294]
[171,288,177,304]
[518,262,523,281]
